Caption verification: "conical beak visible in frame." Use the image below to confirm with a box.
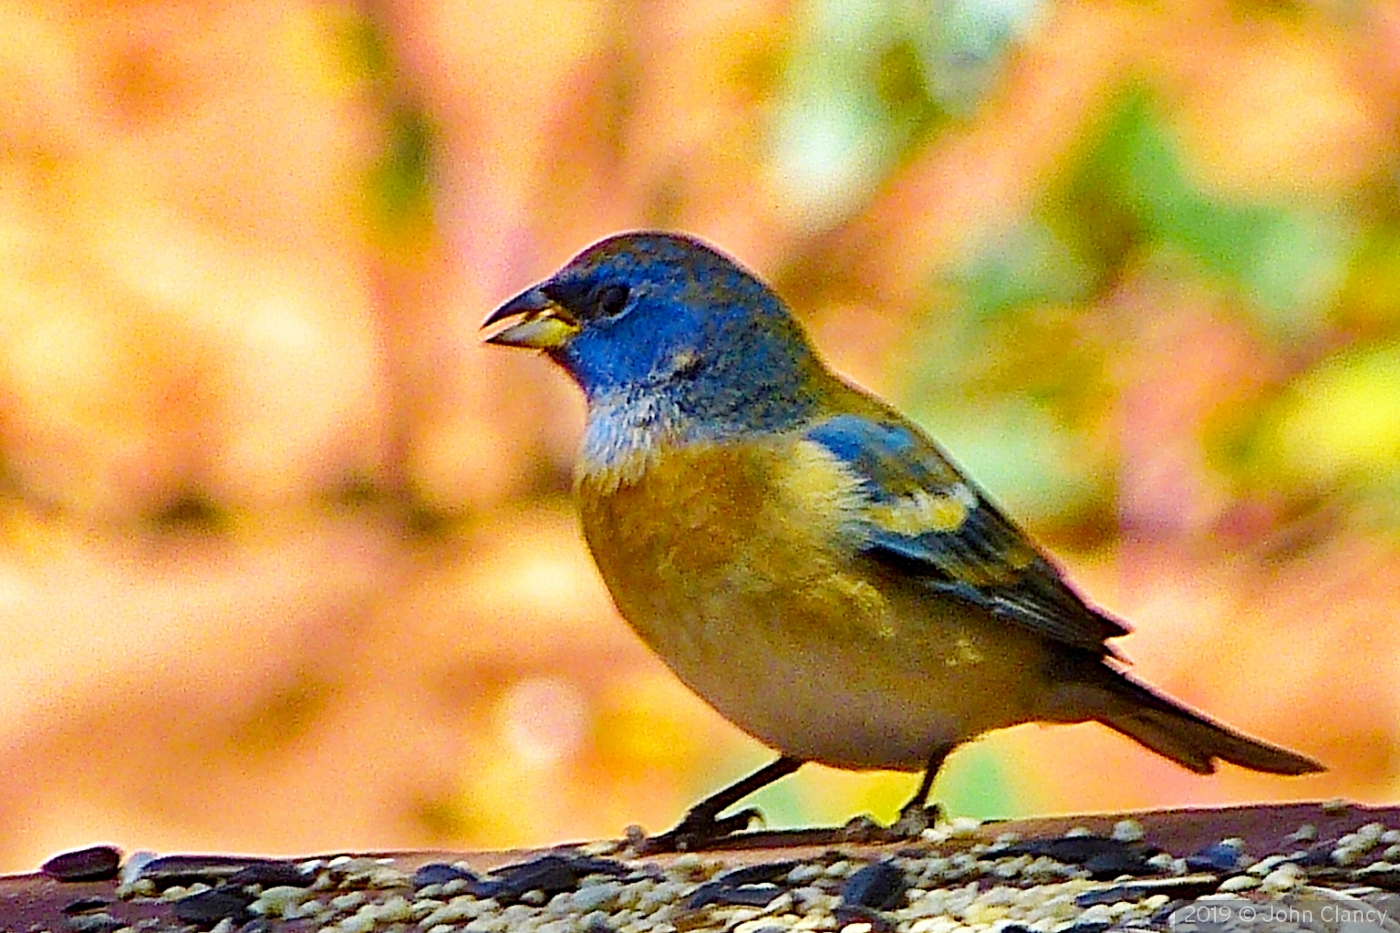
[482,287,581,350]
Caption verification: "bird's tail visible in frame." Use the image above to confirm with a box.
[1097,674,1323,776]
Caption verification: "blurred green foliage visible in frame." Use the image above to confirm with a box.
[773,0,1042,221]
[336,10,439,249]
[1046,90,1356,334]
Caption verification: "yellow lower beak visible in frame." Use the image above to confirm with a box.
[485,312,580,350]
[483,290,581,350]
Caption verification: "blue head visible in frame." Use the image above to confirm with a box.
[485,232,826,455]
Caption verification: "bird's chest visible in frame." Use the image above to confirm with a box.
[575,440,872,652]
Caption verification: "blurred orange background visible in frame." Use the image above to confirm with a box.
[0,0,1397,873]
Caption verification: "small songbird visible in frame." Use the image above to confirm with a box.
[484,232,1322,847]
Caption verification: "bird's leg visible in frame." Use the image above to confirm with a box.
[641,756,803,852]
[891,742,954,837]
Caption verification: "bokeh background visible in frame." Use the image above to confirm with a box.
[1,0,1397,873]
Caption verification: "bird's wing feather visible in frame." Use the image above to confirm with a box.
[804,413,1128,655]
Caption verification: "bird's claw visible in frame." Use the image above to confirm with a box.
[638,805,764,853]
[890,802,940,838]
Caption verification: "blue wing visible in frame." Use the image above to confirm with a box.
[805,413,1128,655]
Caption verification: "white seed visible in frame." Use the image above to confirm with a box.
[764,892,795,916]
[1218,876,1259,892]
[375,895,413,923]
[541,920,576,933]
[571,881,621,913]
[330,892,365,912]
[1111,820,1145,843]
[579,910,610,931]
[907,920,944,933]
[917,857,951,881]
[613,882,645,909]
[337,911,375,933]
[367,867,411,888]
[668,853,702,876]
[1261,863,1305,893]
[1063,827,1090,838]
[1037,891,1081,922]
[1287,823,1318,842]
[1078,904,1114,925]
[116,852,158,888]
[469,916,508,933]
[1145,853,1175,872]
[254,885,310,918]
[1019,858,1064,883]
[115,879,156,900]
[909,897,951,920]
[993,857,1028,880]
[1247,855,1288,877]
[947,816,982,839]
[736,920,788,933]
[1323,799,1350,815]
[501,903,536,924]
[638,881,688,913]
[1333,846,1361,866]
[419,900,475,927]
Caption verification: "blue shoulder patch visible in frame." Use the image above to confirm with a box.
[803,412,1129,654]
[804,414,953,502]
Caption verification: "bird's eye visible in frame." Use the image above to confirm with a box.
[593,284,630,318]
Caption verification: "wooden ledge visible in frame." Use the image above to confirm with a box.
[6,802,1397,932]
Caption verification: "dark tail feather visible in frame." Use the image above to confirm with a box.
[1099,675,1323,776]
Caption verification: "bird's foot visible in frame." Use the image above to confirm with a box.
[636,806,764,854]
[838,814,886,842]
[890,802,941,838]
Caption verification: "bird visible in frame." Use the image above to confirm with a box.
[483,231,1323,849]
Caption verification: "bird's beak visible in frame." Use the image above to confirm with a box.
[482,287,581,350]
